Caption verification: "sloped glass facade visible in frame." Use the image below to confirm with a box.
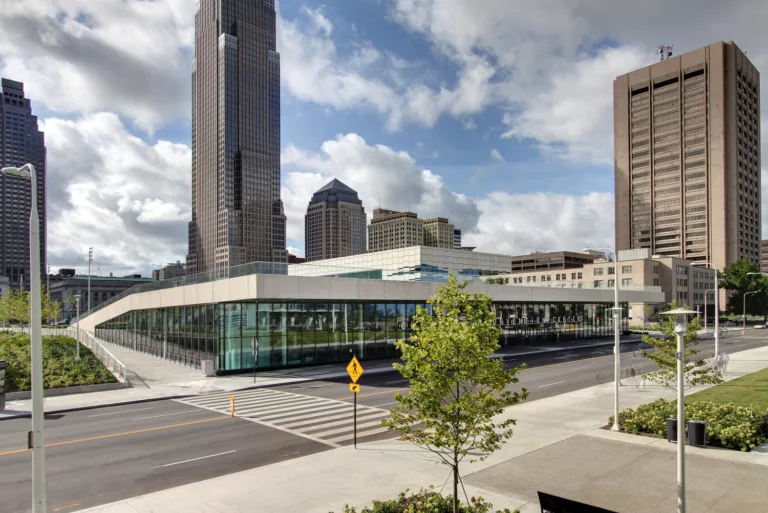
[94,299,628,373]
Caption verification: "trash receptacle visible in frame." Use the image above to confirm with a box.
[666,418,677,443]
[688,420,707,447]
[0,360,9,411]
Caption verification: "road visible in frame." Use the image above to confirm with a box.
[0,330,765,512]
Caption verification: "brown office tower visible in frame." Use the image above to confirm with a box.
[304,179,366,262]
[187,0,287,274]
[615,41,761,273]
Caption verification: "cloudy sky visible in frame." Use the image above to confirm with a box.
[1,0,767,276]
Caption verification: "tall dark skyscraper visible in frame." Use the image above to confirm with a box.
[187,0,287,275]
[305,179,366,261]
[1,78,46,290]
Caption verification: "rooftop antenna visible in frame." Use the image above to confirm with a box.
[657,44,674,61]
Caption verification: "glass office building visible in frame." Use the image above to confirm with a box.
[95,299,628,373]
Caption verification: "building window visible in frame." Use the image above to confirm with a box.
[577,272,582,279]
[594,268,603,276]
[546,275,551,282]
[608,279,615,288]
[622,266,632,274]
[594,280,604,288]
[622,278,633,286]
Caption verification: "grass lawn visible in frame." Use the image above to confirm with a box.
[689,366,768,410]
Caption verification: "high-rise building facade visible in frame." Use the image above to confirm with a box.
[151,261,186,281]
[453,228,462,250]
[615,41,761,273]
[1,79,46,290]
[423,217,455,249]
[187,0,287,274]
[368,209,423,253]
[304,179,366,262]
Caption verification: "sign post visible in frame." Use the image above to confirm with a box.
[346,355,364,448]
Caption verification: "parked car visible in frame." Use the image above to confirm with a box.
[754,324,767,329]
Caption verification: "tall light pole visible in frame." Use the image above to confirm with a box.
[87,247,93,312]
[661,307,697,513]
[692,263,720,357]
[74,295,81,361]
[743,290,758,335]
[1,164,46,513]
[584,246,621,432]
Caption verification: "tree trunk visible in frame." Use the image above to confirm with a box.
[453,463,459,513]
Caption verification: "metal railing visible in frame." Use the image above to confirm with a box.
[485,280,662,293]
[63,327,127,381]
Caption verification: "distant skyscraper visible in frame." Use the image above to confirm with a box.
[368,210,456,252]
[187,0,287,274]
[615,41,761,272]
[1,79,46,290]
[423,218,455,249]
[304,179,366,262]
[453,228,462,250]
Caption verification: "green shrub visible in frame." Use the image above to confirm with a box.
[0,332,117,392]
[609,398,768,452]
[335,488,519,513]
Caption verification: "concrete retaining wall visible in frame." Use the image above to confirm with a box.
[6,380,131,401]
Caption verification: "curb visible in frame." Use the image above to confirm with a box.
[0,336,642,420]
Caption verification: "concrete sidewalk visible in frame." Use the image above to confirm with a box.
[0,334,641,419]
[74,343,768,513]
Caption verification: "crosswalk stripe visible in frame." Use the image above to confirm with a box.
[328,426,392,443]
[259,403,351,422]
[237,399,341,417]
[303,418,388,438]
[285,411,387,431]
[184,390,276,406]
[280,408,372,429]
[174,387,397,446]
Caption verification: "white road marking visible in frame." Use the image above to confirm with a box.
[87,407,156,418]
[538,381,566,388]
[567,366,590,371]
[134,410,201,421]
[376,401,399,408]
[155,450,237,468]
[385,379,409,385]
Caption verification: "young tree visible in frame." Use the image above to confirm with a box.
[382,275,528,513]
[640,311,723,391]
[66,293,77,322]
[0,290,10,328]
[10,288,29,332]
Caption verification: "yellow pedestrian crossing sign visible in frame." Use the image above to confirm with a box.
[346,356,364,383]
[349,383,360,393]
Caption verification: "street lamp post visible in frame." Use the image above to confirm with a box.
[584,247,621,432]
[743,291,758,335]
[88,247,93,312]
[661,307,697,513]
[74,295,81,361]
[1,164,46,513]
[692,263,720,357]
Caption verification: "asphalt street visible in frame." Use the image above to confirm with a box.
[0,329,765,512]
[0,400,325,513]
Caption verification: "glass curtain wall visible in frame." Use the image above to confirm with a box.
[95,300,625,372]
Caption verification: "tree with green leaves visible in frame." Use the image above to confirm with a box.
[640,305,723,391]
[382,275,528,513]
[0,290,11,328]
[66,293,77,322]
[11,288,29,332]
[719,258,768,321]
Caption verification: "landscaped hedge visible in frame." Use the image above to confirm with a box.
[335,488,518,513]
[0,332,117,392]
[610,398,768,452]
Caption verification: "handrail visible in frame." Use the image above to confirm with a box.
[64,327,127,381]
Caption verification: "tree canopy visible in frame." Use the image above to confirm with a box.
[719,258,768,318]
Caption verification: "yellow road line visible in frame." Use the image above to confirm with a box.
[0,416,228,458]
